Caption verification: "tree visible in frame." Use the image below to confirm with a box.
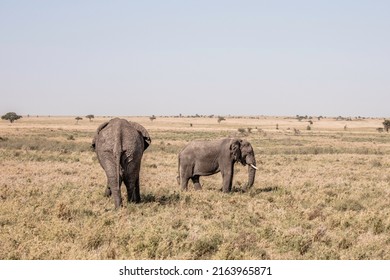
[217,116,226,123]
[86,114,94,122]
[1,112,22,123]
[383,119,390,132]
[75,117,83,124]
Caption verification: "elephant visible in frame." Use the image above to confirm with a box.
[92,118,151,208]
[177,138,257,192]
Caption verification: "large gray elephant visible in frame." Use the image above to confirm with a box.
[178,138,257,192]
[92,118,151,208]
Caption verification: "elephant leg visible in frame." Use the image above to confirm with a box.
[181,178,190,190]
[134,177,140,203]
[100,151,122,208]
[123,175,140,203]
[191,175,202,190]
[109,175,122,208]
[179,165,192,191]
[104,173,122,197]
[221,165,234,193]
[123,161,141,203]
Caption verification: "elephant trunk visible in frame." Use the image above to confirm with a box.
[246,158,256,189]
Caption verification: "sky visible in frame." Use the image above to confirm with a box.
[1,0,389,117]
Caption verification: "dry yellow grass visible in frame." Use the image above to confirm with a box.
[1,115,390,259]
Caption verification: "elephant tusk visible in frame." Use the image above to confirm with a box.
[250,164,258,170]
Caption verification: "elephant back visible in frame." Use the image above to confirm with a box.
[93,118,151,152]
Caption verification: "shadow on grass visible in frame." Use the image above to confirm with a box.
[141,192,181,205]
[257,186,280,193]
[231,185,279,194]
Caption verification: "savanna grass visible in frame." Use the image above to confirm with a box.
[1,116,390,259]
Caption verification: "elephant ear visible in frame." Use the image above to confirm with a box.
[91,121,109,150]
[127,121,151,150]
[230,139,241,162]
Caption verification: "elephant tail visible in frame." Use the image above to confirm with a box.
[114,129,123,193]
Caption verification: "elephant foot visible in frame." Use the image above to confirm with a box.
[242,183,252,192]
[128,194,141,203]
[114,198,123,209]
[114,204,122,210]
[191,176,202,190]
[131,198,141,203]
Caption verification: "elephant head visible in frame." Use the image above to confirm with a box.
[230,139,257,188]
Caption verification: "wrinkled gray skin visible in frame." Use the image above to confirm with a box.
[178,138,257,192]
[92,118,151,208]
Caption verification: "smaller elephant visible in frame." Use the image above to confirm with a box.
[178,138,257,192]
[92,118,151,208]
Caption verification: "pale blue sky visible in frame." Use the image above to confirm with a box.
[1,1,389,117]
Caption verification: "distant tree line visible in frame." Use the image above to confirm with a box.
[2,112,388,133]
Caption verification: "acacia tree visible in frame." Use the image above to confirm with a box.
[217,116,226,123]
[75,117,83,124]
[1,112,22,123]
[383,119,390,132]
[86,114,94,122]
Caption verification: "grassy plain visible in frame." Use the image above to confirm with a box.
[1,115,390,260]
